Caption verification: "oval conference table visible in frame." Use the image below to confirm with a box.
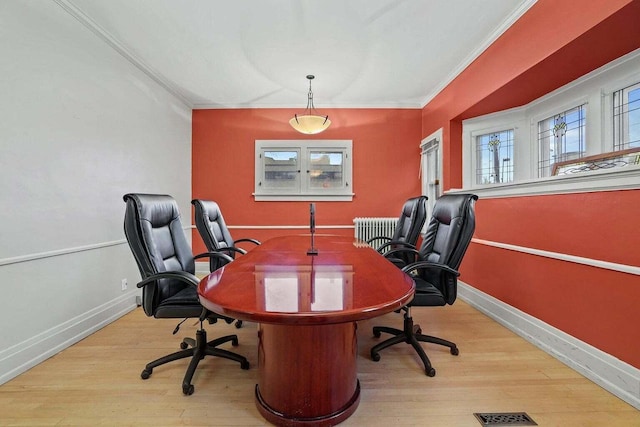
[198,235,415,427]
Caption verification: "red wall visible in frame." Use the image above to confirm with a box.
[464,192,640,366]
[192,108,422,253]
[420,0,640,367]
[192,0,640,368]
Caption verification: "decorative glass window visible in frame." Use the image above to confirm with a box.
[475,129,514,184]
[538,104,586,177]
[255,140,353,201]
[461,50,640,197]
[613,82,640,150]
[552,148,640,175]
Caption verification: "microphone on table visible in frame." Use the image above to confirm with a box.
[307,203,318,256]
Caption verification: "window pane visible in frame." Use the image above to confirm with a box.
[255,140,353,200]
[538,104,586,177]
[475,129,513,184]
[308,151,344,189]
[613,82,640,150]
[263,150,299,189]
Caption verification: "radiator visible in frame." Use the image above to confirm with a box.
[353,217,397,245]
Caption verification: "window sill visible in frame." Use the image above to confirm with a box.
[253,193,354,202]
[451,164,640,199]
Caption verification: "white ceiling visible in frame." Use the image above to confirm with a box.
[60,0,535,109]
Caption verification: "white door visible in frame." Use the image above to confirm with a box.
[421,129,442,220]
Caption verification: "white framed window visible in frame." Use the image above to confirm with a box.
[254,140,353,201]
[475,129,514,184]
[459,49,640,199]
[613,81,640,151]
[537,104,586,177]
[463,109,525,189]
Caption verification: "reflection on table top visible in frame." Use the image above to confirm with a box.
[198,235,415,325]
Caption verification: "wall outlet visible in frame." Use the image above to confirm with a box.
[121,278,128,291]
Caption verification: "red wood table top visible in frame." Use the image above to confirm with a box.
[198,234,415,325]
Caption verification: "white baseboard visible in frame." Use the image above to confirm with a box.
[458,282,640,410]
[0,292,138,385]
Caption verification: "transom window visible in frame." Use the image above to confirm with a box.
[475,129,514,185]
[538,104,586,177]
[255,140,353,201]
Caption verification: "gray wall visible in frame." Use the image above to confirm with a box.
[0,2,192,383]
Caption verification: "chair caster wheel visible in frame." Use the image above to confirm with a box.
[231,337,239,346]
[373,329,381,338]
[241,360,250,370]
[141,369,152,380]
[451,347,459,356]
[426,368,436,377]
[235,320,243,329]
[180,341,189,350]
[371,352,381,362]
[183,384,194,395]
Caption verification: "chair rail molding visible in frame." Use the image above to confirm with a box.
[1,225,194,267]
[0,239,126,267]
[226,224,354,230]
[471,238,640,276]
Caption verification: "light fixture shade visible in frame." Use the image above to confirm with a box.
[289,114,332,134]
[290,75,331,134]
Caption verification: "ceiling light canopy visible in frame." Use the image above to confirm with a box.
[289,75,331,134]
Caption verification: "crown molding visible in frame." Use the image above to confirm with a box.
[191,102,423,110]
[419,0,538,108]
[53,0,193,109]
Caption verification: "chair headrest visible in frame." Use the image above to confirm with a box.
[192,199,222,222]
[125,193,180,227]
[431,193,476,226]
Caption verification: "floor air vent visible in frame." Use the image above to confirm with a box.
[473,412,537,426]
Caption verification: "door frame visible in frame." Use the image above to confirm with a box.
[420,128,443,221]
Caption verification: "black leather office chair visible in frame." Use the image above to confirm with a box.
[191,199,261,270]
[191,199,260,329]
[123,193,250,395]
[367,196,427,266]
[370,193,477,377]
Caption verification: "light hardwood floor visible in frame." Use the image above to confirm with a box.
[1,300,638,426]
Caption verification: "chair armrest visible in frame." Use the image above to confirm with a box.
[136,270,199,289]
[401,261,460,277]
[366,236,391,246]
[226,246,248,255]
[136,270,235,325]
[376,240,417,254]
[384,247,421,266]
[234,238,261,246]
[194,251,237,262]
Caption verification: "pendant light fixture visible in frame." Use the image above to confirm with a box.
[289,75,331,134]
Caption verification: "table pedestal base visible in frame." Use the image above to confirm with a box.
[256,322,360,426]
